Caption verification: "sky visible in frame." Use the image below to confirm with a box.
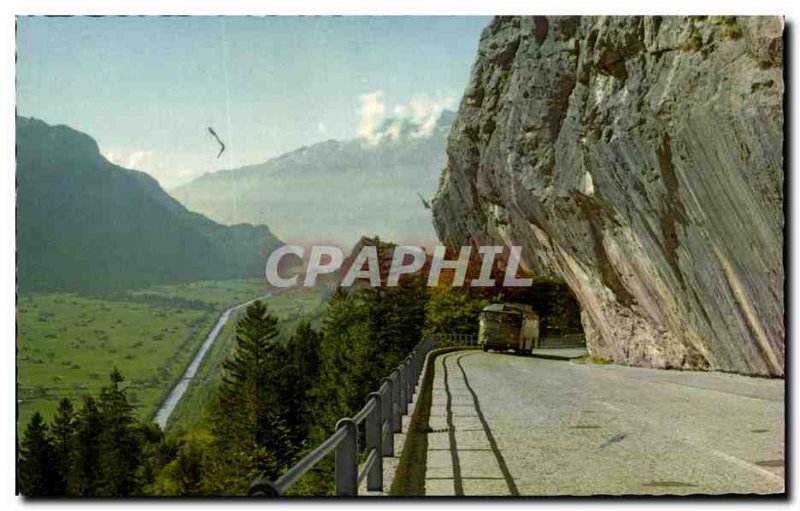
[16,16,490,188]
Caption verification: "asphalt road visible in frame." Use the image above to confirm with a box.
[425,351,785,496]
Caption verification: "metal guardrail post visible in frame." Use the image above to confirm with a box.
[405,356,412,407]
[401,358,410,415]
[409,354,417,394]
[391,370,401,433]
[380,377,394,455]
[406,358,413,410]
[409,356,415,396]
[335,418,358,496]
[398,363,407,417]
[366,393,383,491]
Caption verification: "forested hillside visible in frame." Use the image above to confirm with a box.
[17,117,282,292]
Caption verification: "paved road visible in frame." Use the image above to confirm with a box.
[425,351,785,496]
[153,293,272,429]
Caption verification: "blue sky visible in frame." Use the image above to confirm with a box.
[17,16,490,188]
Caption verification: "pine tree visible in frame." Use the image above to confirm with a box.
[18,412,58,496]
[282,321,322,453]
[51,397,75,494]
[312,288,367,437]
[206,300,288,493]
[96,368,142,496]
[69,396,103,496]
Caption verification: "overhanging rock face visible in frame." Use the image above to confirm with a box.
[432,16,784,376]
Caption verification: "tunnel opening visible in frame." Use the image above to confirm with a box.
[430,246,585,351]
[491,280,585,349]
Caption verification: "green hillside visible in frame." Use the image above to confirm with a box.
[16,116,282,292]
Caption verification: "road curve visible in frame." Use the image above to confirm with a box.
[425,351,785,496]
[153,293,273,429]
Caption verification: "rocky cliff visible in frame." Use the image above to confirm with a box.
[432,16,784,376]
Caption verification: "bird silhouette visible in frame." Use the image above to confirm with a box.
[417,192,431,210]
[207,127,225,158]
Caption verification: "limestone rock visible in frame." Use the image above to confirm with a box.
[432,16,784,376]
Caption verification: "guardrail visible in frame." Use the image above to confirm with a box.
[537,332,585,349]
[248,333,472,497]
[434,333,478,348]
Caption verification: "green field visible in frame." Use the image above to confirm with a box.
[126,279,271,311]
[166,284,333,432]
[16,279,272,433]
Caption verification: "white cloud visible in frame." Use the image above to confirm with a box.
[317,121,328,136]
[384,121,403,140]
[405,94,457,138]
[356,91,457,144]
[103,149,154,171]
[356,90,387,143]
[127,150,154,169]
[102,150,123,165]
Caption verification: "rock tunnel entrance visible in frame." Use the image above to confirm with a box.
[498,280,585,349]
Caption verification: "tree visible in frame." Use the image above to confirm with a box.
[18,412,57,496]
[134,422,166,493]
[280,321,322,452]
[423,285,489,337]
[205,300,289,494]
[96,368,142,496]
[51,397,75,494]
[310,288,369,442]
[365,273,429,373]
[68,396,103,496]
[148,432,211,496]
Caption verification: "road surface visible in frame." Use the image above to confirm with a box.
[425,351,785,496]
[153,293,272,429]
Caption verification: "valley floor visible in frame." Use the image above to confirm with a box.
[16,279,330,433]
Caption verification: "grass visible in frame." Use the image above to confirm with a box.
[126,279,270,312]
[165,285,333,432]
[16,279,270,433]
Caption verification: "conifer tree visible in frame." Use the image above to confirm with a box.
[312,288,368,437]
[18,412,57,496]
[281,321,322,452]
[96,368,142,496]
[51,397,75,495]
[207,300,289,493]
[69,396,103,496]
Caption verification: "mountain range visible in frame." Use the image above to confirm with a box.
[171,111,455,249]
[16,116,282,292]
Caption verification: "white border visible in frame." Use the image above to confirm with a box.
[2,2,796,510]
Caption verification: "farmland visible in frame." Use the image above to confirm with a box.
[16,279,274,432]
